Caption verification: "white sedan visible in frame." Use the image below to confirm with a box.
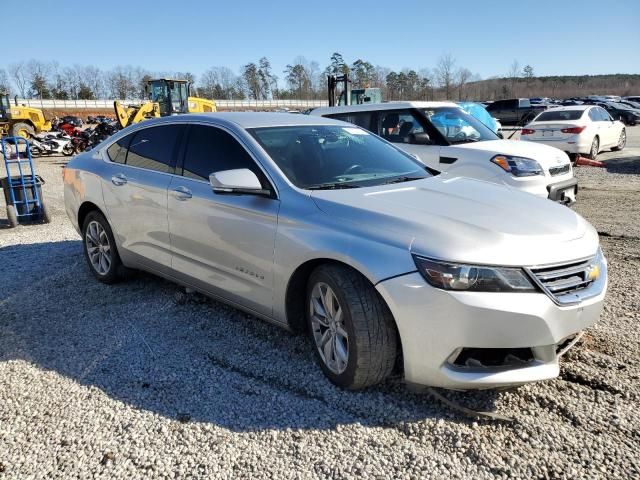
[520,105,626,160]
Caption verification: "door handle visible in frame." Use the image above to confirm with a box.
[173,186,192,200]
[111,174,127,186]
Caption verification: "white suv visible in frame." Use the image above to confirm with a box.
[311,102,578,204]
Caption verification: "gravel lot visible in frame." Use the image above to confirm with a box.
[0,128,639,479]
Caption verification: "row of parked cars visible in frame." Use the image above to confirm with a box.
[62,98,607,393]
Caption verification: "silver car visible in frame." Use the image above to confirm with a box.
[64,113,607,390]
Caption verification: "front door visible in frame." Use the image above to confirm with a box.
[375,110,442,170]
[167,124,280,316]
[101,124,184,272]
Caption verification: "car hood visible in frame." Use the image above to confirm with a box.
[310,176,597,267]
[451,139,570,167]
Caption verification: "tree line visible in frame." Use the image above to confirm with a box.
[1,55,638,102]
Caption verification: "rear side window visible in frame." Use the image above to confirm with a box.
[325,112,373,131]
[181,125,261,181]
[126,124,183,173]
[588,109,599,121]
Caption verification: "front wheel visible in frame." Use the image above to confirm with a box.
[6,205,18,228]
[307,264,398,390]
[612,129,626,151]
[62,143,74,156]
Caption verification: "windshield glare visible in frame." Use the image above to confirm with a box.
[250,125,429,189]
[423,107,498,144]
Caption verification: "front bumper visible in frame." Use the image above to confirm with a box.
[548,177,578,204]
[375,267,606,390]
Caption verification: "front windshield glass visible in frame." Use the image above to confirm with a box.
[423,107,498,144]
[249,125,430,189]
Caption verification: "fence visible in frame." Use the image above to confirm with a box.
[16,98,329,110]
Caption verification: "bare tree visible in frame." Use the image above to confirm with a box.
[456,68,472,100]
[508,59,520,96]
[0,68,11,94]
[9,62,29,98]
[435,54,456,99]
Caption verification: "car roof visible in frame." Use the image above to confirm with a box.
[127,112,347,129]
[311,101,458,116]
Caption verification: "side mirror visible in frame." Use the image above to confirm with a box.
[409,133,433,145]
[209,168,270,196]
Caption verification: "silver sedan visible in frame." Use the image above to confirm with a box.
[64,113,606,390]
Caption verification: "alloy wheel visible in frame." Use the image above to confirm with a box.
[85,220,112,275]
[591,138,599,159]
[310,282,349,374]
[618,130,626,149]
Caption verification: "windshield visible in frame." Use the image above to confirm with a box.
[249,125,430,189]
[423,107,498,144]
[609,102,635,111]
[535,110,585,121]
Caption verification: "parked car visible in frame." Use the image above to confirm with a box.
[311,102,578,204]
[619,100,640,110]
[484,98,547,125]
[623,96,640,103]
[60,115,83,127]
[63,113,607,391]
[596,102,640,125]
[521,106,626,160]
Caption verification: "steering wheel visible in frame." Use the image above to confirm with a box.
[344,164,364,175]
[453,131,468,140]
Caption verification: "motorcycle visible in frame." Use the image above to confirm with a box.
[30,132,75,157]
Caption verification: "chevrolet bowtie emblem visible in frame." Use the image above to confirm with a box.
[586,264,600,281]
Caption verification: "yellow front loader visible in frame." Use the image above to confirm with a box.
[114,78,216,129]
[0,93,52,138]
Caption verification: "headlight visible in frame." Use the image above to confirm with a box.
[491,155,543,177]
[412,256,536,292]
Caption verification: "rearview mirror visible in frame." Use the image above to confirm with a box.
[209,168,270,196]
[409,133,433,145]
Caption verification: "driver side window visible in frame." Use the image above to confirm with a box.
[181,125,266,185]
[377,111,424,144]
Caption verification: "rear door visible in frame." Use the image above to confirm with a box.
[595,108,616,147]
[101,124,184,272]
[167,123,279,316]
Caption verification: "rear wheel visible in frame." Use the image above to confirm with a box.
[11,122,34,139]
[612,129,626,151]
[587,136,599,160]
[307,264,397,390]
[82,211,124,284]
[6,205,18,228]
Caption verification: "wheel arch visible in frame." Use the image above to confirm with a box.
[77,201,105,230]
[284,259,403,360]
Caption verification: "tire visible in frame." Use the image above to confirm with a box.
[11,122,35,139]
[306,264,398,390]
[30,145,42,157]
[6,204,18,228]
[587,136,599,160]
[62,143,74,156]
[40,202,52,224]
[82,211,125,284]
[612,129,626,151]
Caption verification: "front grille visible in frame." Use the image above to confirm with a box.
[549,164,570,176]
[529,257,595,298]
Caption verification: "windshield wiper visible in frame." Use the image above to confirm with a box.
[381,176,425,185]
[307,183,360,190]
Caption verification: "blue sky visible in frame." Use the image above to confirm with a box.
[6,0,639,80]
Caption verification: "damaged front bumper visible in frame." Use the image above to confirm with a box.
[375,271,606,390]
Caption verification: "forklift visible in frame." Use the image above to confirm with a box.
[327,74,382,107]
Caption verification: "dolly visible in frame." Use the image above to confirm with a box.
[1,136,51,228]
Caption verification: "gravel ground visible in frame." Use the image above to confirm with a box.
[0,129,639,479]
